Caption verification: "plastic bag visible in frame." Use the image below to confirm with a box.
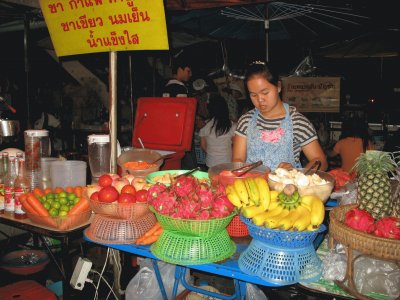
[354,256,400,299]
[126,259,190,300]
[330,179,357,205]
[322,252,347,281]
[246,283,268,300]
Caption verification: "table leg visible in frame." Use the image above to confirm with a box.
[151,259,168,300]
[234,279,247,300]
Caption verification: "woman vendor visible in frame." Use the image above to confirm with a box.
[232,61,327,171]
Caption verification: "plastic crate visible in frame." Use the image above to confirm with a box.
[0,280,57,300]
[239,239,322,285]
[195,147,206,165]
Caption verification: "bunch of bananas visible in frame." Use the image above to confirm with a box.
[251,194,325,231]
[225,178,325,231]
[225,177,271,210]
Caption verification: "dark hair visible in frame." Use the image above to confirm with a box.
[340,118,370,151]
[172,57,191,74]
[207,96,232,137]
[244,61,280,87]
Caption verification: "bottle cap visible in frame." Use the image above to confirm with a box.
[88,134,110,144]
[25,130,49,137]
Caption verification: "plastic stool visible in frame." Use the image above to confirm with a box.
[0,280,57,300]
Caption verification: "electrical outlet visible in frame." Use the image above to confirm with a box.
[70,257,92,290]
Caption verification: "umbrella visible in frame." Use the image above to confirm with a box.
[318,28,400,58]
[169,2,368,62]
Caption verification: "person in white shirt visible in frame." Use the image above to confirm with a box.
[199,96,237,168]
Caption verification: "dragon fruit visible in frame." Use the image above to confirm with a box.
[171,198,201,219]
[344,208,376,233]
[147,183,167,205]
[151,190,177,215]
[197,189,214,210]
[374,217,400,239]
[173,176,199,197]
[196,210,211,220]
[211,194,235,218]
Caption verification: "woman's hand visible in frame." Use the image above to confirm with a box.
[277,162,293,170]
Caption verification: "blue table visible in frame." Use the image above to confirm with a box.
[83,233,279,300]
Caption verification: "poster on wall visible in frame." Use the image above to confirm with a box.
[281,77,340,112]
[39,0,169,57]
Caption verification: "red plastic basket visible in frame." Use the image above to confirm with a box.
[226,215,249,237]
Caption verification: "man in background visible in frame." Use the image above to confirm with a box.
[162,57,193,97]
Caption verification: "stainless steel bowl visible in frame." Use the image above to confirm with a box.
[0,119,20,137]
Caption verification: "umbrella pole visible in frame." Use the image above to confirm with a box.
[264,4,269,63]
[109,51,118,174]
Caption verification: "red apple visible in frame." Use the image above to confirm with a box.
[118,193,136,204]
[86,184,101,198]
[135,189,148,203]
[105,173,120,181]
[112,177,130,193]
[132,177,147,191]
[122,174,136,185]
[90,191,99,201]
[98,174,113,188]
[121,184,136,196]
[98,186,119,203]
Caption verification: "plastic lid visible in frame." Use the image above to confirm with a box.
[25,129,49,137]
[88,134,110,144]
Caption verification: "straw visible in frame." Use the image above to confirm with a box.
[138,138,145,149]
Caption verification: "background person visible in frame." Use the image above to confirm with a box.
[232,61,327,171]
[162,57,192,97]
[199,96,236,168]
[328,118,374,172]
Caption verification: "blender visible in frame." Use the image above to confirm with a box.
[88,134,111,183]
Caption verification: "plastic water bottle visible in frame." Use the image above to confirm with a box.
[88,134,111,183]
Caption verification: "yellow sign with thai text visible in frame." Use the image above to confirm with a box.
[39,0,169,57]
[281,77,341,113]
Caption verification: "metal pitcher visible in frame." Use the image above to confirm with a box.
[0,119,20,137]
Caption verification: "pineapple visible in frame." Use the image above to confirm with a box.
[392,170,400,217]
[353,150,397,219]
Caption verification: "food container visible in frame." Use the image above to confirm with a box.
[117,148,163,178]
[50,160,87,188]
[149,206,236,238]
[26,209,92,230]
[1,250,49,275]
[267,168,335,202]
[85,212,157,244]
[146,169,209,186]
[88,198,150,220]
[208,162,270,187]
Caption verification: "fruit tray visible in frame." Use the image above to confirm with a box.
[88,198,150,220]
[85,212,157,244]
[240,215,326,248]
[27,210,92,231]
[149,206,236,238]
[239,239,322,285]
[151,229,236,265]
[329,204,400,261]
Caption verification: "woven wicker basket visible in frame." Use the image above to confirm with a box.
[329,204,400,260]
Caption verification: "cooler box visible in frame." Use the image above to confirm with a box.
[0,280,57,300]
[132,97,197,170]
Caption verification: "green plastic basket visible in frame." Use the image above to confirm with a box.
[149,206,236,238]
[151,229,236,265]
